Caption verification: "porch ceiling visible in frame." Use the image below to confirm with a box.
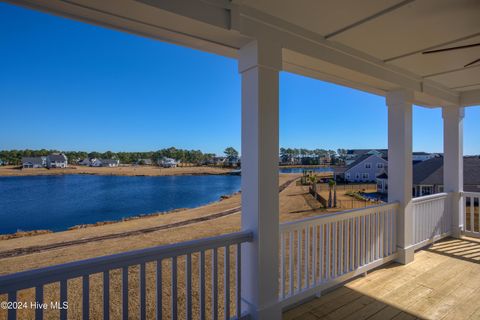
[7,0,480,107]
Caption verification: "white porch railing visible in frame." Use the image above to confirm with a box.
[0,231,252,320]
[463,192,480,237]
[411,193,451,250]
[278,202,398,308]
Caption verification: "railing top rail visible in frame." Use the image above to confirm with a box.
[0,230,253,294]
[411,192,448,204]
[462,191,480,197]
[280,202,399,232]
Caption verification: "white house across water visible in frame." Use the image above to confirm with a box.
[1,1,480,319]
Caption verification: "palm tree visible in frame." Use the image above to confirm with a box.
[328,179,336,208]
[333,181,337,207]
[308,173,318,193]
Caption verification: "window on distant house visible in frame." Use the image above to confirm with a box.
[356,173,360,179]
[362,173,369,180]
[377,163,383,169]
[346,173,350,179]
[365,163,371,169]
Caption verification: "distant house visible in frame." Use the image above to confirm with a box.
[203,157,216,166]
[225,156,240,167]
[280,154,301,165]
[213,156,227,166]
[158,157,178,168]
[100,159,120,167]
[46,154,68,168]
[412,152,439,162]
[333,166,347,181]
[22,157,46,169]
[0,159,3,166]
[90,158,103,167]
[339,154,387,183]
[136,159,153,165]
[78,158,91,166]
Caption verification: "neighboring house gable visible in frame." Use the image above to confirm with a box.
[158,157,178,168]
[46,154,68,168]
[100,159,120,167]
[344,154,387,182]
[89,158,101,167]
[78,158,91,166]
[22,157,46,168]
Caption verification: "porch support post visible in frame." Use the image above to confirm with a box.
[239,39,282,320]
[442,107,464,238]
[387,89,414,264]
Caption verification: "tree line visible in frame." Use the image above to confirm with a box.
[280,148,344,165]
[0,148,228,166]
[1,147,347,166]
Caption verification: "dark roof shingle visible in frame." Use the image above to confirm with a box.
[413,156,480,185]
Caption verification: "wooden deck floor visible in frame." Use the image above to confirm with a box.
[283,237,480,320]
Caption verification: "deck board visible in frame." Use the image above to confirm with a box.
[283,237,480,320]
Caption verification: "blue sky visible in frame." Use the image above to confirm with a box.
[0,3,478,155]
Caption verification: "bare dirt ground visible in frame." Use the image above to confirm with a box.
[317,183,380,210]
[0,174,337,320]
[0,165,233,177]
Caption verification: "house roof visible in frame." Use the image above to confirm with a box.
[345,153,386,171]
[21,157,45,165]
[413,156,480,186]
[334,166,347,174]
[48,154,67,162]
[412,152,433,156]
[346,149,371,155]
[346,149,388,157]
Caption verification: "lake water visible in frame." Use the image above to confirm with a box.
[0,175,241,234]
[279,167,333,174]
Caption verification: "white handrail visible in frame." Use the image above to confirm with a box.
[0,231,253,320]
[412,192,448,204]
[279,203,398,307]
[280,202,399,232]
[462,191,480,197]
[462,192,480,237]
[411,194,450,249]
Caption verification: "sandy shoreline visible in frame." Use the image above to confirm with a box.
[0,165,234,177]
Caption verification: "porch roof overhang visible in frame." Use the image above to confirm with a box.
[9,0,480,108]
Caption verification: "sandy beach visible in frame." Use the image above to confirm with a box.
[0,165,233,177]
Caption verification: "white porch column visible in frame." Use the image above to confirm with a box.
[442,106,464,238]
[239,40,282,320]
[387,89,414,264]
